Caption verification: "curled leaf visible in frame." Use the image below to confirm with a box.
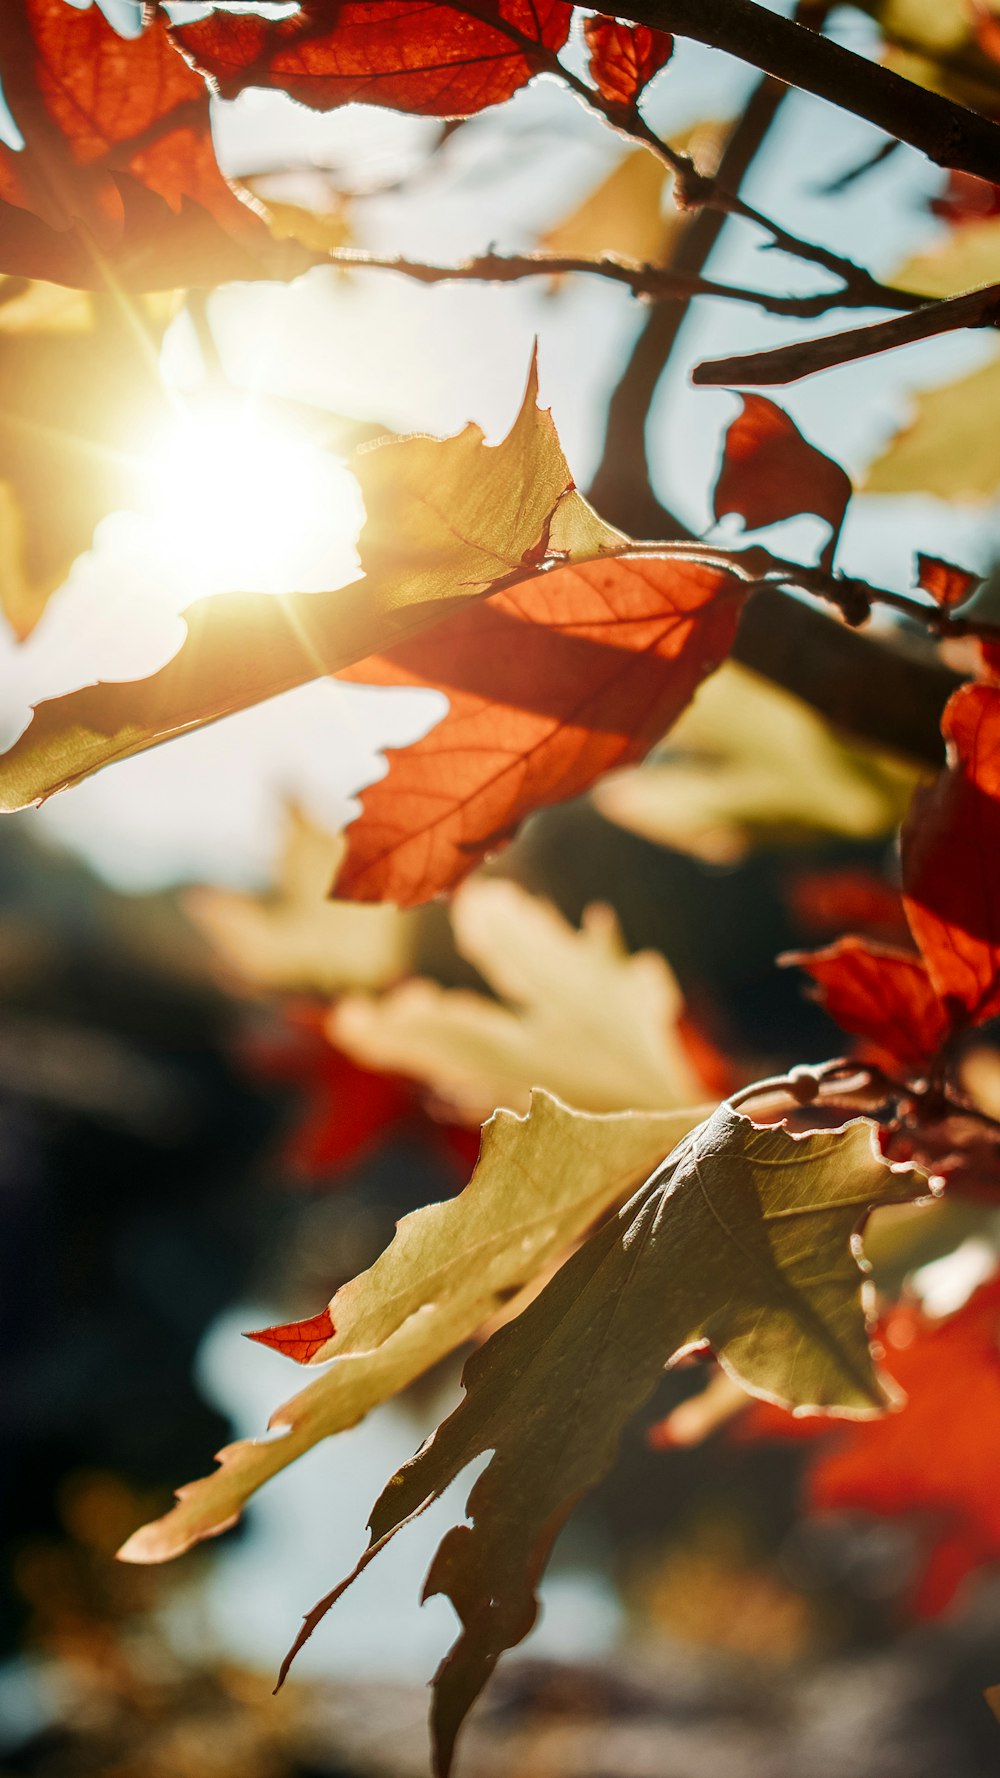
[280,1107,925,1774]
[118,1091,704,1563]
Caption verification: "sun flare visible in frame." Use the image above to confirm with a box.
[139,400,365,602]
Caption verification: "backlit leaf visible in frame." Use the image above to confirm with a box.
[0,0,294,289]
[336,556,745,904]
[583,16,673,106]
[784,936,948,1073]
[917,552,980,608]
[172,0,572,117]
[249,1307,336,1364]
[118,1090,704,1562]
[280,1108,924,1775]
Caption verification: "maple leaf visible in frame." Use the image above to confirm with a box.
[172,0,572,118]
[0,359,616,809]
[593,662,918,864]
[118,1090,705,1562]
[743,1277,1000,1617]
[712,395,852,564]
[0,0,295,290]
[335,555,745,904]
[187,806,419,996]
[583,16,673,107]
[275,1108,924,1775]
[330,879,707,1123]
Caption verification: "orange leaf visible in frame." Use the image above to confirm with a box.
[584,16,673,106]
[337,556,745,905]
[783,936,948,1074]
[173,0,571,117]
[903,682,1000,1028]
[0,0,291,288]
[247,1307,336,1364]
[916,552,980,608]
[745,1279,1000,1617]
[713,395,852,558]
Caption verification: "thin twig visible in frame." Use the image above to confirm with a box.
[588,72,790,542]
[693,279,1000,384]
[556,59,913,310]
[319,245,924,318]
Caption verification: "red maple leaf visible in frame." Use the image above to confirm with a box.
[335,556,745,906]
[743,1278,1000,1618]
[0,0,288,288]
[584,16,673,107]
[172,0,572,117]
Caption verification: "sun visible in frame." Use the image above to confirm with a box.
[139,398,366,603]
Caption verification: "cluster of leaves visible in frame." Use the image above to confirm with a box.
[5,2,1000,1774]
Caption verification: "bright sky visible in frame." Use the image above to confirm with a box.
[2,2,998,890]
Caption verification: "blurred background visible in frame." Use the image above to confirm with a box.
[4,2,1000,1774]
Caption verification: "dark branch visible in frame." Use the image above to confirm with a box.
[693,279,1000,384]
[611,0,1000,183]
[320,245,923,318]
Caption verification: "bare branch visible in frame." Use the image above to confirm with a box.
[612,0,1000,183]
[693,280,1000,384]
[320,245,924,318]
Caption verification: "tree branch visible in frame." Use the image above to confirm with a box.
[588,74,790,540]
[320,245,924,318]
[693,279,1000,384]
[733,588,957,765]
[611,0,1000,183]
